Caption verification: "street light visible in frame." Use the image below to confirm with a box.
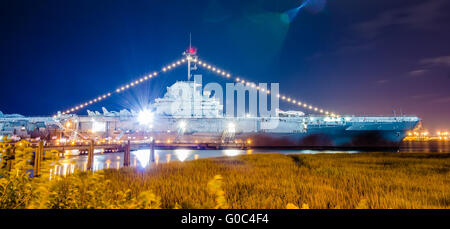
[227,122,236,133]
[178,120,187,131]
[138,109,154,127]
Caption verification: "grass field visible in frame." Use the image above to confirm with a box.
[97,152,450,209]
[2,150,450,209]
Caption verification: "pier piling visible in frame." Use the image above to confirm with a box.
[150,139,155,163]
[33,141,43,177]
[123,140,131,167]
[87,140,94,171]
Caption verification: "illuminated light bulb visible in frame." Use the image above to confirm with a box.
[207,65,211,69]
[320,109,323,113]
[222,72,226,76]
[135,80,139,84]
[217,70,221,74]
[277,94,280,98]
[167,66,171,70]
[261,88,265,92]
[75,106,79,109]
[236,77,240,81]
[241,80,245,84]
[309,106,313,109]
[144,76,148,80]
[287,98,291,102]
[153,72,157,76]
[303,104,307,108]
[202,63,206,67]
[162,67,167,72]
[282,96,286,100]
[140,78,143,82]
[103,95,107,98]
[130,82,134,86]
[325,111,329,115]
[80,105,84,108]
[298,102,302,105]
[125,85,129,88]
[212,67,216,71]
[71,108,74,112]
[227,122,236,133]
[172,63,176,67]
[89,101,93,104]
[251,84,255,88]
[227,73,231,78]
[176,61,181,65]
[256,86,260,90]
[266,90,270,94]
[116,89,120,93]
[314,107,318,111]
[84,103,88,106]
[292,100,296,103]
[121,87,125,90]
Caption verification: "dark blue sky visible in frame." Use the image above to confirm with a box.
[1,0,450,130]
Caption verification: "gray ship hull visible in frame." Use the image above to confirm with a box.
[143,117,419,149]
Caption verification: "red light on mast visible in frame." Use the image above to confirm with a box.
[188,47,196,54]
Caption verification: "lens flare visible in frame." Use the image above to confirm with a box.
[281,0,312,24]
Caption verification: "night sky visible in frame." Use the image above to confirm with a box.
[1,0,450,131]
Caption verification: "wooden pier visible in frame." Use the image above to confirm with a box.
[4,140,248,175]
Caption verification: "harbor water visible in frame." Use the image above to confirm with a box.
[53,141,450,176]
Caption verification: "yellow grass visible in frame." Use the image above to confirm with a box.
[100,152,450,209]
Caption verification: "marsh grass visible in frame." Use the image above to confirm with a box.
[1,140,449,209]
[99,152,450,209]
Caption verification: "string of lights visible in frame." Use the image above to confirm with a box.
[194,58,339,117]
[56,54,338,118]
[55,58,187,117]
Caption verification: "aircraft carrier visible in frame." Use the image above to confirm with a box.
[0,79,419,149]
[0,48,420,149]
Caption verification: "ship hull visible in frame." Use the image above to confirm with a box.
[236,130,408,149]
[145,118,419,149]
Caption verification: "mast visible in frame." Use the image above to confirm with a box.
[183,33,197,81]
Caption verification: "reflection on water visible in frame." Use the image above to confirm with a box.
[174,149,191,162]
[53,141,450,176]
[400,140,450,153]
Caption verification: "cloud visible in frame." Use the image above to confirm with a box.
[376,79,389,84]
[432,96,450,104]
[410,93,437,100]
[307,42,375,60]
[354,0,449,38]
[420,56,450,67]
[409,69,428,77]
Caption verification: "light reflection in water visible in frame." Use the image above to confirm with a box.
[51,142,450,176]
[223,149,242,157]
[174,149,191,162]
[133,149,151,168]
